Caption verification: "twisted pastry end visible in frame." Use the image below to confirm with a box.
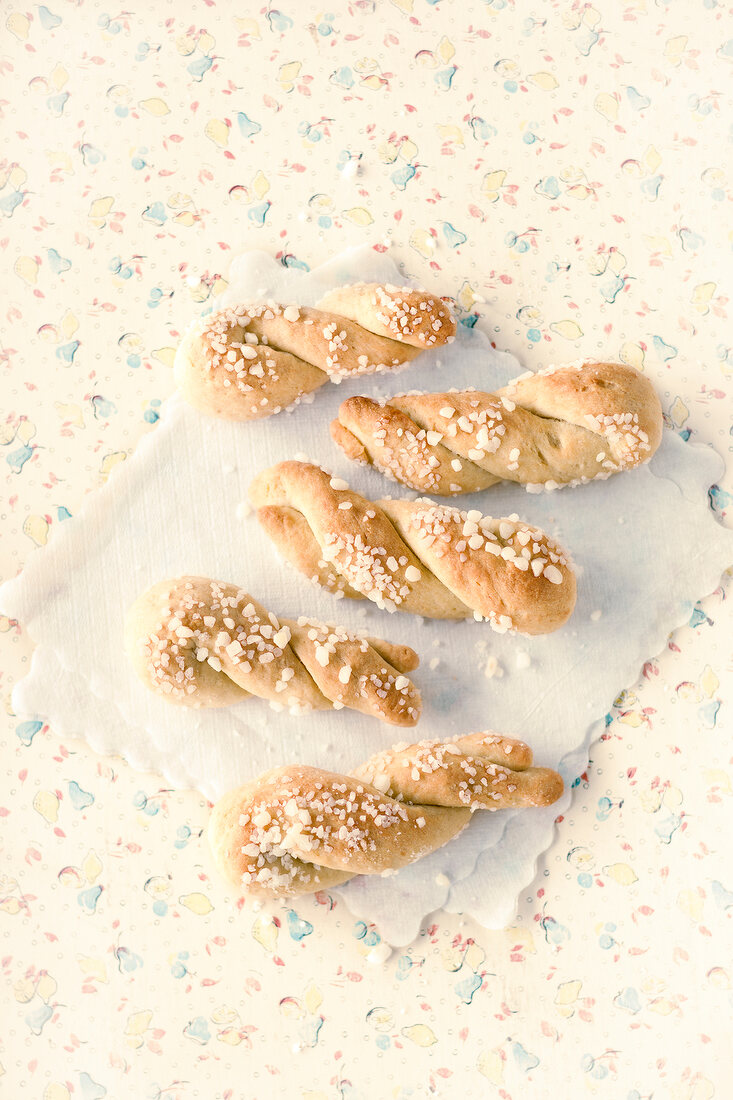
[331,360,663,495]
[125,576,421,726]
[208,731,564,897]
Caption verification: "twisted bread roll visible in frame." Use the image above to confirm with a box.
[174,282,456,421]
[331,360,663,495]
[208,730,564,897]
[125,576,421,726]
[248,461,576,633]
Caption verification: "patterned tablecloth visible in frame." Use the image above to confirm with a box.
[1,2,731,1097]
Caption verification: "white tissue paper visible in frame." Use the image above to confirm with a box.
[2,246,732,945]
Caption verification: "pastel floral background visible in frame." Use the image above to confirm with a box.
[1,1,732,1097]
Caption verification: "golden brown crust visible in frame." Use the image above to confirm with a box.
[249,461,576,634]
[174,285,455,422]
[207,731,564,898]
[255,504,365,600]
[354,732,564,809]
[249,460,466,619]
[378,499,576,635]
[330,361,663,495]
[175,321,325,421]
[329,416,369,464]
[366,637,419,674]
[125,575,421,726]
[316,283,456,350]
[207,778,353,895]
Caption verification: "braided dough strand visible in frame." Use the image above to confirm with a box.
[174,283,455,422]
[331,361,663,495]
[248,461,576,633]
[125,576,421,726]
[208,731,564,897]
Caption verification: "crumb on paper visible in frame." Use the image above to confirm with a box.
[484,655,503,679]
[235,501,252,520]
[366,942,393,965]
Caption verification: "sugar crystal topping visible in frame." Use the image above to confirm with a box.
[370,284,455,346]
[236,773,414,889]
[339,361,654,493]
[234,731,543,890]
[136,580,417,721]
[308,476,572,630]
[187,286,455,421]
